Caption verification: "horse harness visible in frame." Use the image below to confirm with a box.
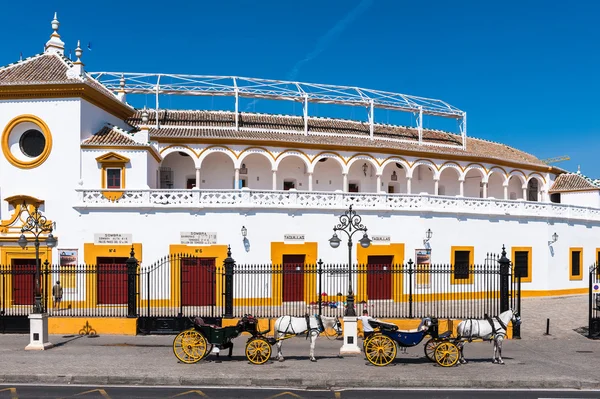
[484,314,509,339]
[283,314,325,339]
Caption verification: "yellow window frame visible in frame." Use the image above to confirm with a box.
[569,247,583,281]
[511,247,532,283]
[450,246,474,285]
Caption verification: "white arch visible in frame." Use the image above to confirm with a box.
[345,155,378,175]
[438,163,463,180]
[507,172,527,188]
[380,158,410,178]
[274,151,311,171]
[309,153,346,174]
[486,168,508,185]
[409,159,438,179]
[236,149,275,170]
[198,147,236,168]
[463,165,486,181]
[526,173,545,185]
[161,146,200,168]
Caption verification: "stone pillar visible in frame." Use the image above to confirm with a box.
[340,316,361,356]
[376,174,381,193]
[195,167,201,189]
[522,186,527,200]
[503,184,508,200]
[272,170,277,190]
[459,178,464,197]
[234,168,240,189]
[308,172,313,192]
[434,179,439,195]
[482,182,488,198]
[343,173,348,193]
[25,314,53,350]
[406,177,412,194]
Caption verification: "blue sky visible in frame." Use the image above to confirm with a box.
[3,1,599,175]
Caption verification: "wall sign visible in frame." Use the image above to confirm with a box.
[284,234,305,242]
[181,232,217,245]
[371,235,391,243]
[94,233,132,245]
[59,249,78,289]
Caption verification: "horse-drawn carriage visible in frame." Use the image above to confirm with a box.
[364,317,460,367]
[173,314,275,365]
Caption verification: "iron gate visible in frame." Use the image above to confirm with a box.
[590,264,600,338]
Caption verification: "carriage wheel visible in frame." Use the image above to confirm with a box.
[245,338,272,365]
[173,329,207,364]
[364,334,396,367]
[434,341,459,367]
[423,338,439,362]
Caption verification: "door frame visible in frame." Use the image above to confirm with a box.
[271,242,317,306]
[357,243,404,303]
[366,255,394,300]
[2,246,52,310]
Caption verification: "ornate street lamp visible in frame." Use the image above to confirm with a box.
[18,202,56,314]
[329,204,371,316]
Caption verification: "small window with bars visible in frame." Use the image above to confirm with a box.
[454,250,470,280]
[570,249,582,280]
[514,251,529,279]
[106,168,122,189]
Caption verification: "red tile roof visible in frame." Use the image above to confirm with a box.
[549,173,600,192]
[82,126,140,146]
[127,110,546,168]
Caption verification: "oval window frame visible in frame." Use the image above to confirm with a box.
[2,115,53,169]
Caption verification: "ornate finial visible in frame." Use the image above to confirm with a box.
[120,74,126,90]
[577,165,581,174]
[45,12,65,55]
[227,245,232,258]
[141,107,149,124]
[116,74,127,102]
[130,245,135,258]
[75,40,83,62]
[501,244,506,257]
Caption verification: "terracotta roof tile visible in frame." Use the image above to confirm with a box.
[128,109,547,167]
[549,173,600,192]
[82,126,140,146]
[0,53,79,85]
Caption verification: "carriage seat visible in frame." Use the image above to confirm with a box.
[437,330,452,339]
[193,317,221,329]
[368,320,398,332]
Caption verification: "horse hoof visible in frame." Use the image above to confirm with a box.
[310,358,317,362]
[278,358,284,362]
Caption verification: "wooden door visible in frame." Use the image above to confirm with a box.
[12,259,35,305]
[282,255,305,302]
[181,258,215,306]
[367,255,393,300]
[97,257,128,305]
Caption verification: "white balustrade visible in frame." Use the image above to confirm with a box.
[75,188,600,222]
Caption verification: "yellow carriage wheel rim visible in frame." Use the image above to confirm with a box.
[365,334,396,367]
[434,342,459,367]
[173,330,207,364]
[246,339,272,365]
[424,338,439,362]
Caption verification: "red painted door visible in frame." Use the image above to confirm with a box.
[181,258,215,306]
[283,255,305,302]
[97,257,128,305]
[12,259,35,305]
[367,255,393,300]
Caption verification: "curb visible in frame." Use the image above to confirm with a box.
[1,374,599,390]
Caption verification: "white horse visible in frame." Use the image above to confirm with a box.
[456,309,521,364]
[274,315,342,362]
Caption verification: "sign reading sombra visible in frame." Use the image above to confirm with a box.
[94,233,132,245]
[180,232,217,245]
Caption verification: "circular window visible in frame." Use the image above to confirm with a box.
[2,115,53,169]
[19,129,46,158]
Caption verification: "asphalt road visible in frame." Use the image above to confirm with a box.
[1,386,599,399]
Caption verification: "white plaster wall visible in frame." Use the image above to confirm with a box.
[276,156,308,190]
[200,152,235,189]
[80,100,131,141]
[313,159,343,191]
[561,191,600,208]
[381,164,407,193]
[348,161,378,193]
[239,153,271,190]
[147,154,159,189]
[81,149,148,189]
[412,165,435,194]
[487,172,505,199]
[439,169,461,196]
[508,177,524,200]
[464,170,483,198]
[161,152,196,189]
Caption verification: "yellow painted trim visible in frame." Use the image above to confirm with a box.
[596,248,600,277]
[411,158,438,170]
[95,152,131,163]
[357,243,405,302]
[48,317,137,335]
[159,144,199,157]
[167,244,228,308]
[520,288,587,297]
[96,152,128,198]
[527,172,547,184]
[83,145,162,163]
[450,246,474,285]
[2,114,53,169]
[0,84,134,120]
[270,242,318,306]
[4,195,44,207]
[342,152,378,166]
[569,247,583,281]
[511,247,532,283]
[439,161,463,173]
[197,145,238,162]
[464,163,488,173]
[83,243,142,307]
[1,246,52,308]
[381,156,410,170]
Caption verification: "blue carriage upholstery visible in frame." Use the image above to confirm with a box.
[385,330,429,347]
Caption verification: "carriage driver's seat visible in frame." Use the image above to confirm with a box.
[193,317,222,330]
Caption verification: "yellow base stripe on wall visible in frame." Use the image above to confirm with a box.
[48,317,137,336]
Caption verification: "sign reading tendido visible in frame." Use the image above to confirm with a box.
[181,232,217,245]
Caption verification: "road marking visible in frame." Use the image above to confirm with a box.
[265,392,304,399]
[57,389,111,399]
[169,390,209,398]
[0,388,18,399]
[334,392,341,399]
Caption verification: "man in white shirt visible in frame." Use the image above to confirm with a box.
[358,309,376,341]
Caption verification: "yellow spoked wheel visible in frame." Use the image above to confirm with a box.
[245,338,272,365]
[423,338,439,362]
[173,329,207,364]
[362,334,374,353]
[364,334,397,367]
[434,341,459,367]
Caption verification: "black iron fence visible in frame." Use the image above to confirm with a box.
[0,246,521,335]
[590,264,600,338]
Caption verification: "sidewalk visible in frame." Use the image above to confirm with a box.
[0,295,598,390]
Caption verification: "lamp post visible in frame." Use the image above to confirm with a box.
[18,202,56,314]
[329,204,371,317]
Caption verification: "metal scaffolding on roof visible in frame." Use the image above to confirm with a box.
[88,72,468,149]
